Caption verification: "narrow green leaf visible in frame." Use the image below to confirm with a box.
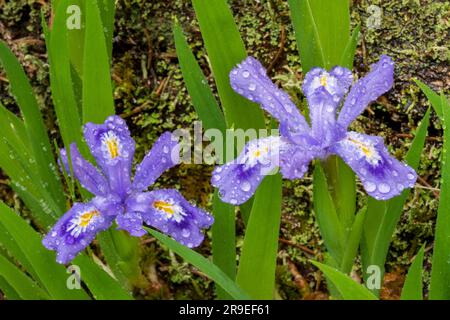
[73,254,133,300]
[430,94,450,299]
[311,261,377,300]
[313,164,346,263]
[340,209,366,273]
[146,228,250,300]
[340,24,360,69]
[191,0,265,131]
[45,0,84,150]
[288,0,351,72]
[0,41,66,213]
[401,245,425,300]
[415,79,443,119]
[212,191,236,299]
[236,174,282,299]
[0,254,49,300]
[82,0,115,123]
[173,22,226,133]
[0,275,21,300]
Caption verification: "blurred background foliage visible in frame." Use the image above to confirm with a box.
[0,0,448,299]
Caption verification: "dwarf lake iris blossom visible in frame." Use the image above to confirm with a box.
[43,116,213,264]
[212,55,417,205]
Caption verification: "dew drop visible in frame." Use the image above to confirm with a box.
[230,199,237,205]
[365,181,376,192]
[163,146,169,153]
[378,183,391,194]
[213,175,221,182]
[248,83,257,91]
[181,229,190,238]
[240,182,251,192]
[407,173,415,180]
[242,71,250,78]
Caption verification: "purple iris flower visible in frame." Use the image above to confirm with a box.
[212,55,417,205]
[43,116,213,264]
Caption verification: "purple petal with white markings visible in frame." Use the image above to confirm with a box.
[83,116,135,199]
[42,200,114,264]
[126,190,214,248]
[330,131,417,200]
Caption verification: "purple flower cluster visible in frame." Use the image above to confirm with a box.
[43,116,213,264]
[212,55,417,205]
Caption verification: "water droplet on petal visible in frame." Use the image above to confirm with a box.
[182,229,190,238]
[407,173,415,180]
[248,83,256,91]
[378,183,391,194]
[230,199,237,205]
[242,71,250,78]
[365,181,376,192]
[240,182,251,192]
[213,175,221,182]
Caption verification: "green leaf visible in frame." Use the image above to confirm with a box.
[191,0,265,131]
[311,261,377,300]
[430,94,450,299]
[401,245,425,300]
[45,0,84,151]
[82,0,115,123]
[0,254,50,300]
[73,254,133,300]
[0,41,66,214]
[361,108,431,295]
[288,0,351,72]
[0,275,21,300]
[313,164,346,264]
[0,202,89,299]
[236,174,282,299]
[173,23,226,133]
[212,191,236,299]
[415,79,443,119]
[340,209,366,273]
[340,24,360,69]
[146,228,250,300]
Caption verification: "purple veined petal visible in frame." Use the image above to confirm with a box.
[126,190,214,248]
[62,144,111,196]
[279,143,319,180]
[116,211,145,237]
[211,136,283,205]
[230,56,311,138]
[330,131,417,200]
[83,115,135,198]
[337,55,394,129]
[307,87,346,146]
[302,66,353,106]
[132,132,180,192]
[42,200,114,264]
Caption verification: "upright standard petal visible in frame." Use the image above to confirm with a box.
[125,190,214,247]
[212,136,283,205]
[83,116,135,198]
[307,87,345,146]
[337,55,394,129]
[42,201,114,264]
[61,144,110,196]
[330,131,417,200]
[230,57,310,140]
[302,66,353,106]
[132,132,180,191]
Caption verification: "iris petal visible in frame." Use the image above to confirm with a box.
[42,200,114,264]
[230,57,311,141]
[331,131,417,200]
[83,115,135,198]
[337,55,394,129]
[125,190,214,247]
[132,132,180,191]
[212,136,284,205]
[60,144,110,196]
